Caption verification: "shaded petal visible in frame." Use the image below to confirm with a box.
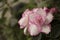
[50,8,56,13]
[41,25,51,34]
[45,13,53,24]
[43,7,49,13]
[18,16,28,29]
[28,23,40,36]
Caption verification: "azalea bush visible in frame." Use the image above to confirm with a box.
[0,0,60,40]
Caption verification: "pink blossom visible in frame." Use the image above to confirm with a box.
[18,7,55,36]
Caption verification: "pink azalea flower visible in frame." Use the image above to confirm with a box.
[18,7,55,36]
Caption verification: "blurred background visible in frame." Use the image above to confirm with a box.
[0,0,60,40]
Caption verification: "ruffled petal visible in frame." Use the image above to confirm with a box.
[41,25,51,34]
[18,16,28,29]
[45,13,53,24]
[28,23,40,36]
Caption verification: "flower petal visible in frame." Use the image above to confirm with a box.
[41,25,51,34]
[29,13,44,26]
[22,9,31,17]
[38,8,46,17]
[18,16,28,29]
[36,8,46,21]
[28,23,40,36]
[32,8,39,13]
[43,7,49,13]
[50,8,56,13]
[45,13,53,24]
[24,27,28,35]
